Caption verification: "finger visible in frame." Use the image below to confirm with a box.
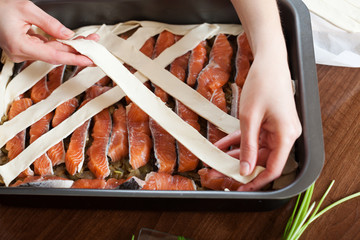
[238,144,291,191]
[239,116,261,176]
[21,40,93,66]
[45,34,100,54]
[257,148,270,167]
[23,1,74,39]
[27,28,49,42]
[226,147,268,166]
[214,130,241,150]
[45,41,79,54]
[226,148,240,158]
[85,33,100,42]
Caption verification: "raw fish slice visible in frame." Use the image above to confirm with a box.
[187,41,208,87]
[127,103,152,170]
[33,154,54,176]
[207,88,228,144]
[122,37,155,103]
[30,76,49,103]
[147,32,179,173]
[140,37,156,59]
[29,112,54,176]
[142,172,196,191]
[196,34,233,99]
[171,52,190,80]
[47,98,79,166]
[11,175,73,188]
[95,76,111,86]
[65,119,90,175]
[47,65,65,93]
[170,52,200,172]
[108,105,128,162]
[86,108,112,179]
[198,168,242,191]
[65,100,91,175]
[85,85,112,100]
[209,34,233,72]
[5,98,34,177]
[51,98,79,127]
[176,101,200,172]
[234,33,253,88]
[71,179,106,189]
[149,118,176,173]
[153,30,176,59]
[152,30,176,102]
[105,178,126,189]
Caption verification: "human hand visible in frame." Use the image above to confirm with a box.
[215,55,302,191]
[0,0,98,66]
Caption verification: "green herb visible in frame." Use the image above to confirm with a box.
[178,236,190,240]
[283,180,360,240]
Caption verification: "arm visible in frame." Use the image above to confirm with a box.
[215,0,302,191]
[0,0,97,66]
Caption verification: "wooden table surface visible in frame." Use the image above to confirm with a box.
[0,65,359,240]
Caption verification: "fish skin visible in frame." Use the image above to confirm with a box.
[187,41,208,87]
[108,105,128,162]
[10,175,72,187]
[234,33,253,88]
[142,172,196,191]
[127,103,152,170]
[86,108,112,179]
[5,98,34,177]
[230,83,242,119]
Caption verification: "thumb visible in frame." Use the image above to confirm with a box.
[239,117,260,176]
[24,1,74,39]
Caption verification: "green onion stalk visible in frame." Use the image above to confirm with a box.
[283,180,360,240]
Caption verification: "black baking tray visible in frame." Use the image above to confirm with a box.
[0,0,324,211]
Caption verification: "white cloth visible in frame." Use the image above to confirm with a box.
[302,0,360,67]
[310,12,360,67]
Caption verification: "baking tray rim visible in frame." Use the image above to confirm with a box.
[0,0,324,201]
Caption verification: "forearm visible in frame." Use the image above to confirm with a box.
[231,0,288,62]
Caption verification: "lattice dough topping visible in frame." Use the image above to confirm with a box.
[0,21,265,187]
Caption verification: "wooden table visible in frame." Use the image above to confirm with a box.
[0,65,359,240]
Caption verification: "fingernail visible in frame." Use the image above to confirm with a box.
[240,161,250,176]
[61,27,74,37]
